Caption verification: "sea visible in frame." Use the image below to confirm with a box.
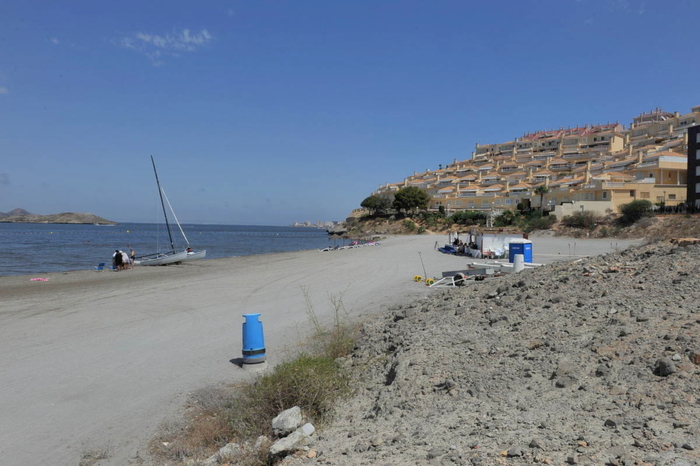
[0,223,341,277]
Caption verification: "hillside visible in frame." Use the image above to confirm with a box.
[346,214,700,241]
[0,211,117,225]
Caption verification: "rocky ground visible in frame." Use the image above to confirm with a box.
[282,239,700,466]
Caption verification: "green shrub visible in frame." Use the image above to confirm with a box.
[494,210,519,227]
[449,210,487,226]
[618,200,653,226]
[402,219,417,232]
[562,211,602,229]
[521,215,556,233]
[417,226,426,234]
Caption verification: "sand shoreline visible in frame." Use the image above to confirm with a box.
[0,235,643,465]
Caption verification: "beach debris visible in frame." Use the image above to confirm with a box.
[30,278,49,282]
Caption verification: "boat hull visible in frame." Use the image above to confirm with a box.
[182,250,206,262]
[137,251,188,266]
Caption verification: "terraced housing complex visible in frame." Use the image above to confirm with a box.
[371,106,697,217]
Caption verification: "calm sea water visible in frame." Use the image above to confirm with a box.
[0,223,339,276]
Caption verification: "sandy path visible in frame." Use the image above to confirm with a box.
[0,234,642,465]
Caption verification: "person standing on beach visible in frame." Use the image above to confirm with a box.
[113,250,123,271]
[129,247,136,269]
[121,250,130,271]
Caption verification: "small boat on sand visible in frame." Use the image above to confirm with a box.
[138,156,207,266]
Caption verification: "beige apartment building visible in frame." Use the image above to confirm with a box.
[371,105,698,218]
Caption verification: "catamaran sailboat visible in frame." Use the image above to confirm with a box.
[137,156,207,266]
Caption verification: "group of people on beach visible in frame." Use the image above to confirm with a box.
[112,247,136,271]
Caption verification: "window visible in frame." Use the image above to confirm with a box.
[602,192,608,199]
[455,200,463,206]
[630,190,635,197]
[669,194,676,200]
[640,192,650,199]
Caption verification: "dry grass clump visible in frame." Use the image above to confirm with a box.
[78,446,111,466]
[150,385,239,463]
[150,290,358,465]
[302,287,360,359]
[229,354,351,439]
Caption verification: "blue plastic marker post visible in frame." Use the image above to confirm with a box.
[242,313,266,364]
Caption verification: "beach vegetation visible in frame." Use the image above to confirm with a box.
[494,209,519,227]
[393,187,430,215]
[448,210,487,226]
[562,211,603,230]
[534,186,550,213]
[151,289,359,466]
[360,195,392,216]
[78,445,112,466]
[417,211,445,229]
[618,199,653,226]
[402,219,417,232]
[520,213,557,233]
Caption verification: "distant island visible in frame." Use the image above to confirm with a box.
[0,208,117,225]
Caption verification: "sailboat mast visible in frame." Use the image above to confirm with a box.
[151,155,176,253]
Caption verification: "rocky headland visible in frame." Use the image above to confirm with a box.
[0,209,116,225]
[280,239,700,466]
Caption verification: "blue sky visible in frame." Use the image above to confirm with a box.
[1,0,698,225]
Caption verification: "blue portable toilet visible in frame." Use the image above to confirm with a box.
[509,239,533,263]
[242,313,266,364]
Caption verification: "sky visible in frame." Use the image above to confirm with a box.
[1,0,699,225]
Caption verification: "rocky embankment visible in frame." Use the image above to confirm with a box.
[286,240,700,466]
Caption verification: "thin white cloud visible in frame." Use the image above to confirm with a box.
[118,28,213,65]
[226,8,235,17]
[50,37,59,44]
[0,87,8,95]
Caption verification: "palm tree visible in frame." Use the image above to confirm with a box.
[534,186,550,213]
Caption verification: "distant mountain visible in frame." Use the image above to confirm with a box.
[0,211,117,225]
[0,208,32,218]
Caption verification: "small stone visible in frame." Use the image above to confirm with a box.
[655,358,676,377]
[681,443,695,450]
[529,439,543,449]
[426,448,444,459]
[672,353,682,362]
[689,351,700,365]
[307,449,317,458]
[605,417,622,427]
[507,446,525,457]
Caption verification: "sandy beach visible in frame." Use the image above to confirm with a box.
[0,234,642,465]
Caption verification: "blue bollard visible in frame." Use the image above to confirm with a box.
[242,313,266,364]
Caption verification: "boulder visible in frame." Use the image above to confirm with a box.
[269,423,316,456]
[272,406,303,437]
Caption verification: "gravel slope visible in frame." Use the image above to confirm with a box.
[286,240,700,466]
